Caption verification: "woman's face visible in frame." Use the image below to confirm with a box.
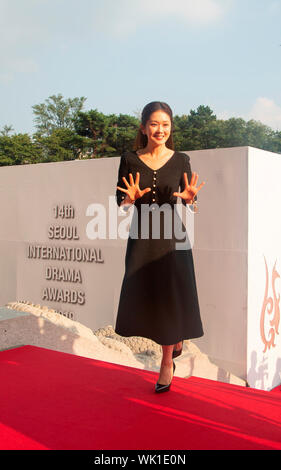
[141,110,172,147]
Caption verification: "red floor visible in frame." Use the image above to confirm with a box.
[0,345,280,450]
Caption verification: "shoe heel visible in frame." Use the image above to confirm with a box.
[155,361,176,393]
[172,342,183,359]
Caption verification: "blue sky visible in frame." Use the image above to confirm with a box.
[1,0,281,134]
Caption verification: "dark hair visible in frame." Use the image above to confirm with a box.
[133,101,174,151]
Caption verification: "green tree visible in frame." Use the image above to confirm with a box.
[106,113,139,155]
[0,125,14,136]
[1,98,280,168]
[173,106,219,150]
[74,110,139,157]
[219,118,247,147]
[34,128,91,162]
[32,94,87,136]
[269,131,281,153]
[245,120,275,150]
[188,105,217,149]
[0,133,42,166]
[188,105,217,128]
[74,109,112,157]
[173,114,191,151]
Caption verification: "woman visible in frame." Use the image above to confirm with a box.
[115,101,205,393]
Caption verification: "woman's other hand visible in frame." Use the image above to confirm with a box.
[117,172,151,203]
[173,172,205,203]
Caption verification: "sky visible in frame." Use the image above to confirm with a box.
[1,0,281,135]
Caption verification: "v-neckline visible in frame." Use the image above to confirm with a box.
[134,150,177,171]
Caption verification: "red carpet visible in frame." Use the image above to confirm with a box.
[0,345,280,450]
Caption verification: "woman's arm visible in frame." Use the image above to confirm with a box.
[179,153,198,206]
[115,154,135,210]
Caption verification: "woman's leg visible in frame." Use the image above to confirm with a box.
[173,340,183,352]
[157,344,174,385]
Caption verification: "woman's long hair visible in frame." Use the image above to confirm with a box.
[133,101,175,151]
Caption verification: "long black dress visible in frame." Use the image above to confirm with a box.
[114,150,204,346]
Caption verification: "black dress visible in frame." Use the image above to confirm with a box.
[114,150,204,346]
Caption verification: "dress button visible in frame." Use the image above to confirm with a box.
[153,184,156,187]
[152,191,155,194]
[153,171,157,174]
[152,198,155,202]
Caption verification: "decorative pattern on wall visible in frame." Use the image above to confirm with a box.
[260,256,280,353]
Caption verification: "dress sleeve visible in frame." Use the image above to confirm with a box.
[115,153,129,207]
[179,153,197,206]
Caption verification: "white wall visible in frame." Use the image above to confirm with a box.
[247,147,281,390]
[0,158,127,332]
[187,147,249,380]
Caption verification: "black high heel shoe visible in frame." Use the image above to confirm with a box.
[172,341,183,359]
[155,361,176,393]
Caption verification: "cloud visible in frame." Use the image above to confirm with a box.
[0,0,89,82]
[217,97,281,131]
[0,54,39,84]
[0,0,46,82]
[268,0,281,15]
[0,56,39,84]
[249,97,281,131]
[0,0,232,81]
[150,0,229,23]
[92,0,232,38]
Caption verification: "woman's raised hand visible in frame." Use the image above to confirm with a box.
[117,172,151,202]
[173,172,205,203]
